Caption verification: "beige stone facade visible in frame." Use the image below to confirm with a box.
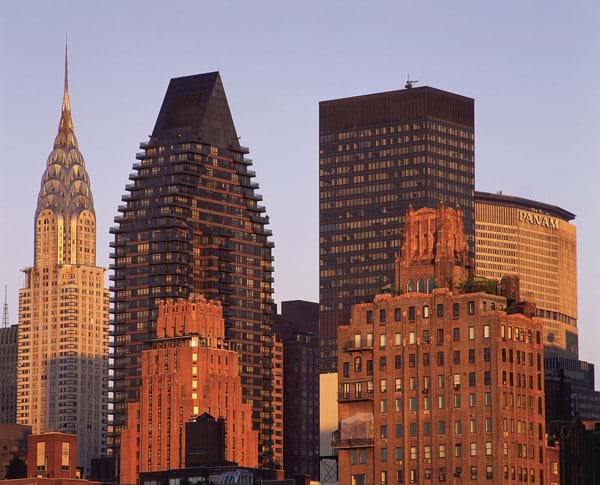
[475,191,578,356]
[16,50,109,475]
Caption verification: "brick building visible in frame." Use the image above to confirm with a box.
[119,295,258,484]
[0,325,18,424]
[335,205,548,484]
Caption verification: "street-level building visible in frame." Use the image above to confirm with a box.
[335,205,548,484]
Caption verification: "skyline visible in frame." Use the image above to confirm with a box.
[1,1,599,372]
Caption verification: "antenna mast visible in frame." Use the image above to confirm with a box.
[2,285,8,328]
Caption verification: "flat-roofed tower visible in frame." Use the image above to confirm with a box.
[319,86,475,371]
[17,45,110,474]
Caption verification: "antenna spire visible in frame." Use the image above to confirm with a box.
[2,285,8,328]
[64,34,69,96]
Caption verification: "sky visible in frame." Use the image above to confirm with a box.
[1,2,599,365]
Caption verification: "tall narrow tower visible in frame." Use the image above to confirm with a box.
[17,44,110,475]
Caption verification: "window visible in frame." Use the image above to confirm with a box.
[484,371,491,386]
[468,326,475,340]
[380,334,387,348]
[437,304,444,317]
[454,420,462,434]
[366,311,373,324]
[438,375,445,388]
[417,278,425,293]
[409,397,417,411]
[454,394,461,408]
[470,442,477,456]
[381,448,388,462]
[367,359,373,376]
[395,398,402,412]
[427,277,435,293]
[409,422,417,436]
[423,352,430,367]
[438,395,445,409]
[394,308,401,321]
[453,303,460,318]
[395,378,402,392]
[470,466,477,480]
[352,475,365,485]
[468,301,475,314]
[354,334,361,348]
[469,393,476,407]
[396,470,404,484]
[424,421,431,435]
[408,306,416,320]
[395,447,404,460]
[453,327,460,341]
[470,420,476,433]
[483,347,491,362]
[436,329,444,344]
[380,471,387,485]
[409,331,416,345]
[485,442,492,456]
[409,377,417,391]
[394,332,401,346]
[343,361,350,377]
[380,379,387,393]
[438,444,446,458]
[453,351,461,364]
[423,305,430,318]
[379,356,387,371]
[395,355,402,369]
[380,399,387,413]
[406,280,415,292]
[410,446,417,460]
[379,309,386,323]
[424,445,431,459]
[354,357,362,372]
[453,374,461,388]
[438,421,446,434]
[423,329,430,343]
[486,465,493,479]
[424,396,431,410]
[469,372,476,386]
[366,333,374,347]
[455,444,462,457]
[483,324,490,338]
[409,354,416,367]
[468,349,475,364]
[395,424,403,437]
[409,469,417,484]
[485,418,492,432]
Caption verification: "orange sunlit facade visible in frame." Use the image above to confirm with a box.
[119,295,258,484]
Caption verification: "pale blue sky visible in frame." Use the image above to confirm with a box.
[1,1,599,366]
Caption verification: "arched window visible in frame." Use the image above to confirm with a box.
[354,357,362,372]
[427,277,435,293]
[407,280,415,292]
[417,278,425,293]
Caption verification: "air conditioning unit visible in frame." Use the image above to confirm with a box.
[454,384,461,390]
[424,458,431,464]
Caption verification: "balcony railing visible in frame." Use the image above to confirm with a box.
[331,436,374,449]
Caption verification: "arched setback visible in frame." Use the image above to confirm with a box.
[75,210,96,266]
[417,278,425,293]
[427,277,435,293]
[406,279,415,292]
[35,209,63,267]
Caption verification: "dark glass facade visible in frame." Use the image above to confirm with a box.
[110,72,279,466]
[319,86,475,372]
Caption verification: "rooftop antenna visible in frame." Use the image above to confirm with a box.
[405,74,418,89]
[2,285,8,328]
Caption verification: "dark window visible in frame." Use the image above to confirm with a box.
[453,328,460,341]
[367,359,373,376]
[468,349,475,363]
[438,421,446,434]
[379,309,386,323]
[409,354,416,368]
[483,348,491,362]
[395,355,402,369]
[437,352,445,366]
[424,421,431,435]
[437,304,444,317]
[379,356,387,371]
[343,361,349,377]
[469,372,476,387]
[394,308,401,321]
[354,357,362,372]
[437,329,444,344]
[453,351,461,365]
[453,303,460,318]
[468,301,475,314]
[366,310,373,324]
[409,422,417,436]
[395,424,403,437]
[423,353,430,367]
[423,330,430,344]
[408,306,416,321]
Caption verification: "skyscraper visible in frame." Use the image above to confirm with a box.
[475,191,577,357]
[110,72,280,467]
[334,204,548,485]
[319,86,475,372]
[17,46,109,474]
[0,324,18,424]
